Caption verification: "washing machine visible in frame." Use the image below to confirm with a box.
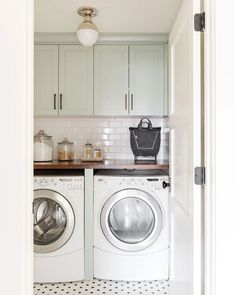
[94,170,169,281]
[34,174,84,283]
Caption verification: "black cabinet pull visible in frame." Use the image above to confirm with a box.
[54,94,56,110]
[131,94,134,110]
[60,94,63,110]
[125,94,127,110]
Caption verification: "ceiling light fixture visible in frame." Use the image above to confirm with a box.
[76,6,99,46]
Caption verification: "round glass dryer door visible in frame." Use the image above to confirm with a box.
[34,189,75,253]
[101,189,163,251]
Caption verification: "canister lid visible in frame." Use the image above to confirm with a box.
[58,137,74,145]
[85,141,93,147]
[34,130,52,140]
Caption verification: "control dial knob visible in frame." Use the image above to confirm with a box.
[39,178,48,186]
[162,181,170,189]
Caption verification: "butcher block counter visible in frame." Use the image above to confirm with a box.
[34,159,169,170]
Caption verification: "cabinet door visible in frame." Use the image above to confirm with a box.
[94,45,129,115]
[129,45,167,116]
[59,45,93,115]
[34,45,58,115]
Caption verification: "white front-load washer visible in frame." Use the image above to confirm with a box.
[34,174,84,283]
[94,170,169,281]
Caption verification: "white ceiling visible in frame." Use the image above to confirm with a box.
[35,0,183,33]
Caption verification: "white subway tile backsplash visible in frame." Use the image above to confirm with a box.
[105,153,114,159]
[94,134,109,140]
[108,146,122,153]
[109,121,122,128]
[102,128,115,134]
[121,134,129,140]
[115,127,127,134]
[103,141,113,147]
[122,147,131,153]
[109,134,121,140]
[34,117,169,161]
[115,140,128,146]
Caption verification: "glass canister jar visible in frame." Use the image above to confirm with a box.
[84,142,93,160]
[34,130,53,162]
[57,138,74,161]
[93,143,103,159]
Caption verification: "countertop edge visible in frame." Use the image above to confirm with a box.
[34,160,169,170]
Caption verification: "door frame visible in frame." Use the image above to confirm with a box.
[204,0,216,293]
[0,0,232,294]
[204,0,235,294]
[0,1,33,295]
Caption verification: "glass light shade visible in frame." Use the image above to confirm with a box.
[76,21,99,46]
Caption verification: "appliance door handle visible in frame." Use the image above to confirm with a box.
[125,94,128,110]
[131,94,134,110]
[54,94,57,110]
[60,94,63,110]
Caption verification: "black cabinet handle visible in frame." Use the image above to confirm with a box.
[60,94,62,110]
[131,94,133,110]
[54,94,56,110]
[125,94,127,110]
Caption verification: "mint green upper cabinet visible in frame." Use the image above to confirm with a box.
[129,45,166,116]
[94,45,129,115]
[34,45,93,116]
[94,44,167,116]
[35,43,167,117]
[34,45,58,115]
[59,45,93,115]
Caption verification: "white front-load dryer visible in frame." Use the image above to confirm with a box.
[34,175,84,283]
[94,170,169,281]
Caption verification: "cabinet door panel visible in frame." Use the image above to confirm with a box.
[34,45,58,115]
[94,45,128,115]
[130,45,166,116]
[59,45,93,115]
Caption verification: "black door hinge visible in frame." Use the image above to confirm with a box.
[194,12,205,32]
[195,167,206,185]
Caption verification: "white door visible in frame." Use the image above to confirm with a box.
[59,45,93,115]
[169,0,202,294]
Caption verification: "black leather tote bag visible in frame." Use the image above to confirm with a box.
[129,118,161,158]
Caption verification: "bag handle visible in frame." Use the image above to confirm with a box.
[138,117,153,129]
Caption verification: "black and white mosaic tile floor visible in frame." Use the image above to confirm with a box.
[34,279,169,295]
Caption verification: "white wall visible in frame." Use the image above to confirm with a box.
[214,1,235,294]
[0,1,33,295]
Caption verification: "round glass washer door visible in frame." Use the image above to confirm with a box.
[34,189,75,254]
[100,189,163,252]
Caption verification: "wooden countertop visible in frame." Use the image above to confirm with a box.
[34,159,169,170]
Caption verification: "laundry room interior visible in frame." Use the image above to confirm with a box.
[33,0,204,295]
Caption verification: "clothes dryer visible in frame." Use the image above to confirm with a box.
[94,170,169,281]
[34,175,84,283]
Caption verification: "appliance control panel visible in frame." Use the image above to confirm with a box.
[117,176,169,192]
[34,177,84,191]
[147,177,170,191]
